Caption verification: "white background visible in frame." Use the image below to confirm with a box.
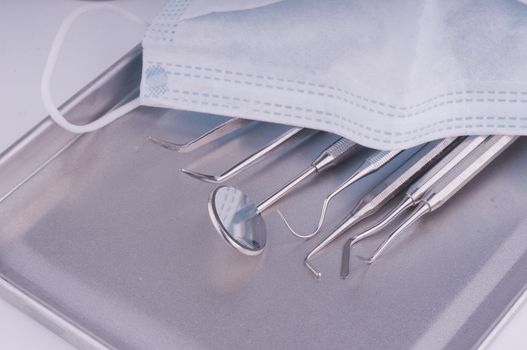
[0,1,525,349]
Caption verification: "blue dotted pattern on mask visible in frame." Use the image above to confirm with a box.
[144,65,169,97]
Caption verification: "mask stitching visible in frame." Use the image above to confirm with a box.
[146,60,527,116]
[143,89,525,146]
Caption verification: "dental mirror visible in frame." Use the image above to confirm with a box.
[208,138,361,255]
[209,186,267,255]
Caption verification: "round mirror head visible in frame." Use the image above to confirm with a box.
[209,186,267,256]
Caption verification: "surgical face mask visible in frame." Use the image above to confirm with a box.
[43,0,527,150]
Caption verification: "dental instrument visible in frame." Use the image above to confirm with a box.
[149,118,252,152]
[278,146,410,239]
[363,135,517,264]
[304,137,459,279]
[280,149,403,239]
[340,135,488,278]
[208,137,360,255]
[182,127,312,183]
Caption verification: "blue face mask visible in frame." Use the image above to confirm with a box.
[43,0,527,150]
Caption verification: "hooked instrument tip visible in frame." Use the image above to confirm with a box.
[304,258,322,279]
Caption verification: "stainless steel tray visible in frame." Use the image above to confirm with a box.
[1,46,527,350]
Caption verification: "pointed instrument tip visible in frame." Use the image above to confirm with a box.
[148,136,186,152]
[181,168,221,183]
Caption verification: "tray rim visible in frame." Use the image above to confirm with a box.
[0,44,144,350]
[0,43,526,350]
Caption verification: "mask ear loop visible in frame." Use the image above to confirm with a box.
[41,4,148,134]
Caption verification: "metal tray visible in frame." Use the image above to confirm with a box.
[1,46,527,350]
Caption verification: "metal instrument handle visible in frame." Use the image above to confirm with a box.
[354,137,458,217]
[313,138,360,172]
[426,135,518,209]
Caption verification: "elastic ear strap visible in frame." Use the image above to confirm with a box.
[41,4,147,133]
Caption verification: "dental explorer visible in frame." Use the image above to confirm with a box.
[182,127,313,183]
[364,135,517,264]
[280,148,404,239]
[340,135,488,278]
[150,117,252,152]
[209,137,361,255]
[304,137,459,279]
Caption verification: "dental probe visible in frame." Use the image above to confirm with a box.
[340,135,488,278]
[280,149,403,239]
[182,127,313,183]
[304,137,459,279]
[256,137,361,213]
[149,117,252,152]
[364,135,517,264]
[209,137,360,255]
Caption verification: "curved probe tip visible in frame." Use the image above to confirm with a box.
[277,196,332,239]
[277,210,320,239]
